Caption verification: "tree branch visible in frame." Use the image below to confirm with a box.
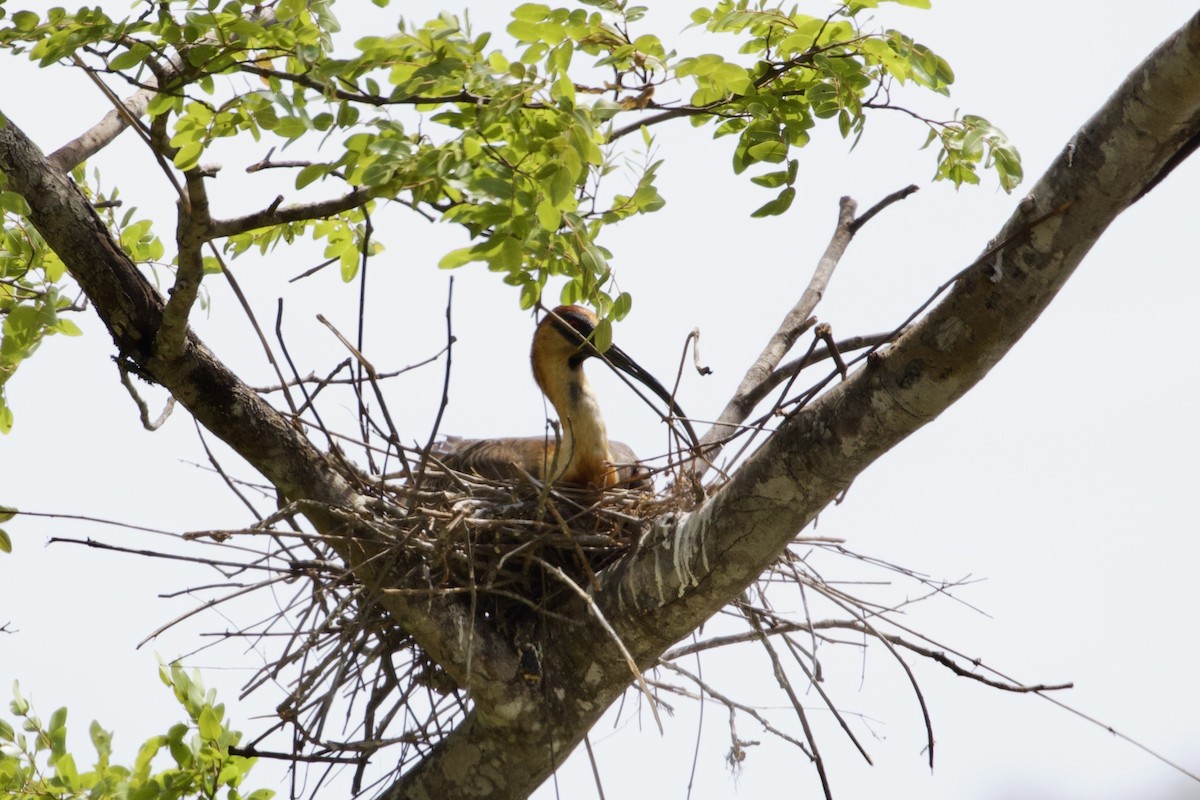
[695,195,856,468]
[206,187,372,238]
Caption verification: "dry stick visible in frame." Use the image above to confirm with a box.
[695,196,855,469]
[814,323,848,380]
[49,535,317,579]
[19,510,175,536]
[138,574,293,648]
[745,609,834,800]
[212,249,301,418]
[117,359,176,429]
[817,588,936,769]
[656,662,814,758]
[582,735,608,800]
[289,256,339,283]
[275,301,339,453]
[538,561,665,735]
[848,183,919,234]
[1035,693,1200,782]
[353,218,378,475]
[287,360,354,420]
[418,279,456,486]
[778,629,873,765]
[696,186,920,475]
[764,565,873,764]
[315,314,413,482]
[193,421,261,519]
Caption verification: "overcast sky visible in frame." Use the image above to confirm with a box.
[3,2,1199,799]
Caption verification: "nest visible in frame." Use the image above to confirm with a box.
[195,460,699,789]
[376,466,693,623]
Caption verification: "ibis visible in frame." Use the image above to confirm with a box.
[437,305,696,488]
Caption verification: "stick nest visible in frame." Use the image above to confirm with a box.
[202,463,700,789]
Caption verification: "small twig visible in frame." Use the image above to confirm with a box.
[745,608,834,800]
[814,323,848,380]
[759,332,894,399]
[289,257,338,283]
[848,184,919,234]
[193,421,261,519]
[214,248,300,417]
[418,279,455,485]
[117,359,176,430]
[316,314,413,482]
[656,662,814,758]
[582,735,607,800]
[250,345,448,394]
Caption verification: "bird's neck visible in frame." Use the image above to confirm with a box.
[544,369,612,485]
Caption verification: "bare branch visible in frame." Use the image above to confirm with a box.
[117,359,176,430]
[849,183,919,234]
[695,196,856,465]
[46,53,182,171]
[207,187,372,239]
[156,170,212,360]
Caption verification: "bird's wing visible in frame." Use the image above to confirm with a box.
[607,440,651,489]
[432,436,557,481]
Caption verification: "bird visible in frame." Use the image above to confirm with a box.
[435,305,697,489]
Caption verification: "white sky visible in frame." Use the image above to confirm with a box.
[3,2,1199,799]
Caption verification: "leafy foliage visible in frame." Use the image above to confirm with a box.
[0,666,270,800]
[0,164,158,431]
[0,0,1021,429]
[0,174,81,434]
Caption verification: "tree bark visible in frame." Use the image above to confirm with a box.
[1,11,1198,800]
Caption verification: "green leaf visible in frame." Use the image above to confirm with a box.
[535,200,559,232]
[11,11,39,32]
[613,291,632,320]
[512,3,550,22]
[0,191,30,216]
[438,246,478,270]
[89,721,112,762]
[50,319,82,337]
[750,186,796,217]
[0,507,15,523]
[198,706,221,742]
[295,163,329,189]
[750,169,789,188]
[53,753,78,786]
[0,529,10,554]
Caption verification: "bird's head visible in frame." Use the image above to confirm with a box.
[531,305,699,450]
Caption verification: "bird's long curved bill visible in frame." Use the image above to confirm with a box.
[602,343,700,451]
